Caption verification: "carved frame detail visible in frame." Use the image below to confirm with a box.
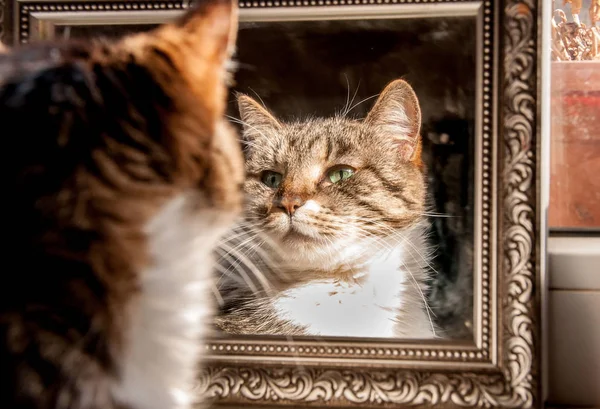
[11,0,545,408]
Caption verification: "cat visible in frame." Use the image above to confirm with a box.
[227,17,476,338]
[0,0,242,408]
[214,79,439,339]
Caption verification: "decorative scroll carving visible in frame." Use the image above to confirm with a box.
[197,367,510,407]
[500,0,539,407]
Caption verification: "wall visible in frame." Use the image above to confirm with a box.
[546,235,600,407]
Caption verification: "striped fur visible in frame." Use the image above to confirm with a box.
[216,80,439,339]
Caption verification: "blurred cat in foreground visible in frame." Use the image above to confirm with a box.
[0,0,242,408]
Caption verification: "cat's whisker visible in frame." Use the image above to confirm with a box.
[236,234,283,279]
[342,73,351,116]
[217,225,291,291]
[352,230,396,255]
[216,238,258,265]
[344,78,361,117]
[317,231,355,270]
[218,223,276,250]
[408,211,454,218]
[389,231,441,275]
[346,93,379,116]
[248,87,268,109]
[362,223,434,261]
[346,222,438,275]
[377,233,442,327]
[219,228,266,260]
[226,116,273,147]
[404,272,437,335]
[215,247,262,295]
[210,282,225,307]
[399,258,438,335]
[214,250,257,287]
[217,226,258,246]
[233,222,289,261]
[225,114,243,122]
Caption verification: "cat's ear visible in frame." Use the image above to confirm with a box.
[365,79,422,165]
[237,94,281,139]
[118,0,237,122]
[152,0,237,65]
[123,0,238,86]
[0,42,10,54]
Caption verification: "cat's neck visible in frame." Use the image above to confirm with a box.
[275,222,430,287]
[269,224,435,338]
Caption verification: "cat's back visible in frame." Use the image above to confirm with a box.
[0,0,242,407]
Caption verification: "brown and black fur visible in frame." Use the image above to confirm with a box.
[215,80,438,339]
[0,0,243,408]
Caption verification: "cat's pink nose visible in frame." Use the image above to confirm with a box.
[276,196,305,216]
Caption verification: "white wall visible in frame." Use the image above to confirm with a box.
[546,236,600,406]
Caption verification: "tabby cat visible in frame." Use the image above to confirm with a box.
[215,79,438,339]
[0,0,242,408]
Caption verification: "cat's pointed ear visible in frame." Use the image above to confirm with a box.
[126,0,237,98]
[119,0,237,122]
[171,0,237,59]
[237,94,281,139]
[365,79,422,165]
[155,0,237,64]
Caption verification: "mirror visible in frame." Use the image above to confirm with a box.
[7,1,546,407]
[216,15,477,340]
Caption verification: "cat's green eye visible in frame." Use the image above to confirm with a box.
[261,171,283,188]
[327,167,355,184]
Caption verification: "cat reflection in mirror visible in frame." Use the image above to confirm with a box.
[0,0,242,408]
[216,79,439,339]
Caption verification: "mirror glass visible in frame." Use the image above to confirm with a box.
[216,16,477,341]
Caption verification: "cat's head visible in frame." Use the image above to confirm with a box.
[1,0,244,246]
[238,79,426,268]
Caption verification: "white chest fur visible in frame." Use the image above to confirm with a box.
[112,194,226,409]
[273,247,412,338]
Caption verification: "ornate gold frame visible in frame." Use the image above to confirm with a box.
[1,0,549,407]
